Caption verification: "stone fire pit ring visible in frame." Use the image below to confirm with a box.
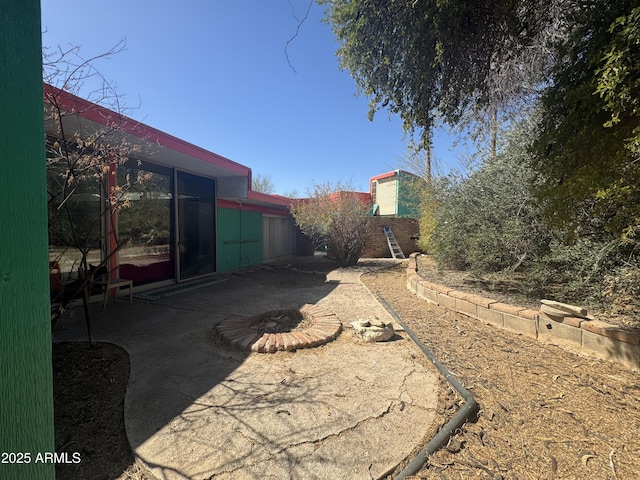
[216,304,342,353]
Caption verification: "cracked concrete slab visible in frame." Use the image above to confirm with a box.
[53,257,439,479]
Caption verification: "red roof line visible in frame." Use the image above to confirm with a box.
[370,169,400,182]
[44,83,250,176]
[247,190,293,207]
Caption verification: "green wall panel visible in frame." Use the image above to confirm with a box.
[217,208,263,272]
[0,1,56,479]
[397,171,421,218]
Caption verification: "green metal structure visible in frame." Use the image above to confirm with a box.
[396,170,420,218]
[217,207,263,272]
[0,1,56,478]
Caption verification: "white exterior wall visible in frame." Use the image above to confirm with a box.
[375,177,398,215]
[262,215,295,260]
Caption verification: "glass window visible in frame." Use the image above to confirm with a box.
[177,171,216,279]
[117,160,175,284]
[47,137,103,284]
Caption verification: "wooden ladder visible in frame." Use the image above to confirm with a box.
[383,226,406,259]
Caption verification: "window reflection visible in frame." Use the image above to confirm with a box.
[117,160,174,284]
[47,140,102,285]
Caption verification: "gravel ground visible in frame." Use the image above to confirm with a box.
[362,262,640,480]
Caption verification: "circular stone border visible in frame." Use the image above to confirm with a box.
[216,304,342,353]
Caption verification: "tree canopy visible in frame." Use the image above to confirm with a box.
[531,1,640,236]
[321,0,566,146]
[322,0,640,237]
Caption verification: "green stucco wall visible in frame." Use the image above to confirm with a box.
[397,171,421,218]
[0,1,56,479]
[217,208,263,272]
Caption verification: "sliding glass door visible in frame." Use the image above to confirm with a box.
[117,160,174,284]
[177,171,216,280]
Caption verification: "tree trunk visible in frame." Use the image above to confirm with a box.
[425,144,431,181]
[490,104,498,159]
[78,268,94,346]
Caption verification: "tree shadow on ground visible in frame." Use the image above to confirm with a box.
[53,342,136,480]
[51,258,344,479]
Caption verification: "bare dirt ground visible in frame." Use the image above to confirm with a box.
[53,260,640,480]
[362,262,640,480]
[52,342,153,480]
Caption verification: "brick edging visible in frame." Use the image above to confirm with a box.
[406,253,640,371]
[217,304,342,353]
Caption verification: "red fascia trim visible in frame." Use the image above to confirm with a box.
[247,190,293,207]
[44,84,249,176]
[217,199,291,216]
[369,169,422,192]
[370,170,399,183]
[217,199,240,209]
[293,191,371,205]
[370,169,420,183]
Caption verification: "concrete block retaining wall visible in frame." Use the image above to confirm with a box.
[406,253,640,371]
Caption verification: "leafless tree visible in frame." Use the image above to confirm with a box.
[44,41,139,341]
[290,181,371,266]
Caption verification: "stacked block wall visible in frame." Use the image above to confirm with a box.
[405,254,640,371]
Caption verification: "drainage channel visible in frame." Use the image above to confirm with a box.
[374,294,480,480]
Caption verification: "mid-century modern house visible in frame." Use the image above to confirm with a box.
[45,84,297,290]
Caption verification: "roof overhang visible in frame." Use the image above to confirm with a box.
[44,84,251,199]
[370,169,400,183]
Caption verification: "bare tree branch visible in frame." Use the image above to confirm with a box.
[284,0,314,73]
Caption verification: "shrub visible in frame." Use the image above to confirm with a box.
[290,182,371,267]
[431,153,551,274]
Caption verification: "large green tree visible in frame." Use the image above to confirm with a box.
[531,1,640,238]
[322,0,640,239]
[320,0,566,148]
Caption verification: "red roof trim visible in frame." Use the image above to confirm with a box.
[44,83,249,176]
[247,190,293,207]
[370,169,400,183]
[218,199,291,216]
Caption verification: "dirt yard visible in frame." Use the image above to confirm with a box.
[53,260,640,480]
[52,342,152,480]
[362,262,640,480]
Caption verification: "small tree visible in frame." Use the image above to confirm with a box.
[397,140,439,253]
[252,173,275,194]
[290,182,371,267]
[44,42,138,340]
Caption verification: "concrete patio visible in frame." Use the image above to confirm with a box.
[52,257,440,479]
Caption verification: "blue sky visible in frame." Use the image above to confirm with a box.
[41,0,466,196]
